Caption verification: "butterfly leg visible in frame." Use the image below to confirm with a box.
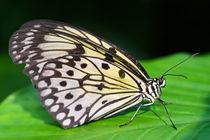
[157,98,177,130]
[119,104,143,127]
[157,100,173,106]
[157,90,173,106]
[142,102,153,106]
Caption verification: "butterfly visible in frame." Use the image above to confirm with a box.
[9,20,180,129]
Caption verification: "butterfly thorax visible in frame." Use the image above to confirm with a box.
[146,77,166,101]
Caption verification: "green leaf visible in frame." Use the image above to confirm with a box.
[0,53,210,140]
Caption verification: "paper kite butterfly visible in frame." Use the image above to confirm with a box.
[9,20,180,129]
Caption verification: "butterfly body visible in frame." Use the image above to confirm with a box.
[9,20,166,129]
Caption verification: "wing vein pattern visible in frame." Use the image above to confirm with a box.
[9,20,150,129]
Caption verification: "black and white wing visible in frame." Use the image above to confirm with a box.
[9,20,150,129]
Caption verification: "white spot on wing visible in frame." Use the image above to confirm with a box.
[38,80,47,88]
[41,51,68,59]
[63,119,71,126]
[40,89,52,96]
[38,42,76,50]
[26,32,34,36]
[26,59,32,63]
[28,53,37,59]
[15,55,21,59]
[13,45,18,49]
[44,99,54,106]
[31,29,38,32]
[42,70,55,77]
[33,75,39,80]
[46,63,56,68]
[65,56,73,59]
[21,37,34,45]
[34,24,41,28]
[25,64,30,68]
[20,45,31,53]
[12,51,17,54]
[12,41,17,44]
[50,105,60,112]
[29,50,36,53]
[56,112,66,120]
[29,70,34,74]
[18,60,23,64]
[44,35,72,42]
[58,58,69,63]
[24,41,33,45]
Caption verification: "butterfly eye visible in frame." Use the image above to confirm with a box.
[159,78,166,88]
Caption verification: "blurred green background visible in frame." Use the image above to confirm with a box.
[0,0,209,102]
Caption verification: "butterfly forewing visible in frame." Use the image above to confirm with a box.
[9,20,149,129]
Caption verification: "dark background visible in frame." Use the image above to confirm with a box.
[0,0,209,101]
[1,0,209,59]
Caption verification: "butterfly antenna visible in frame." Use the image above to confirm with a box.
[161,53,199,78]
[163,74,188,79]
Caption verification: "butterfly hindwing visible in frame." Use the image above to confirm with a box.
[37,56,143,128]
[9,20,148,129]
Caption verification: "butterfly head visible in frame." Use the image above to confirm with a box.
[147,77,166,99]
[157,77,166,88]
[152,53,199,99]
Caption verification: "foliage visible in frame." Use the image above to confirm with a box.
[0,54,30,102]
